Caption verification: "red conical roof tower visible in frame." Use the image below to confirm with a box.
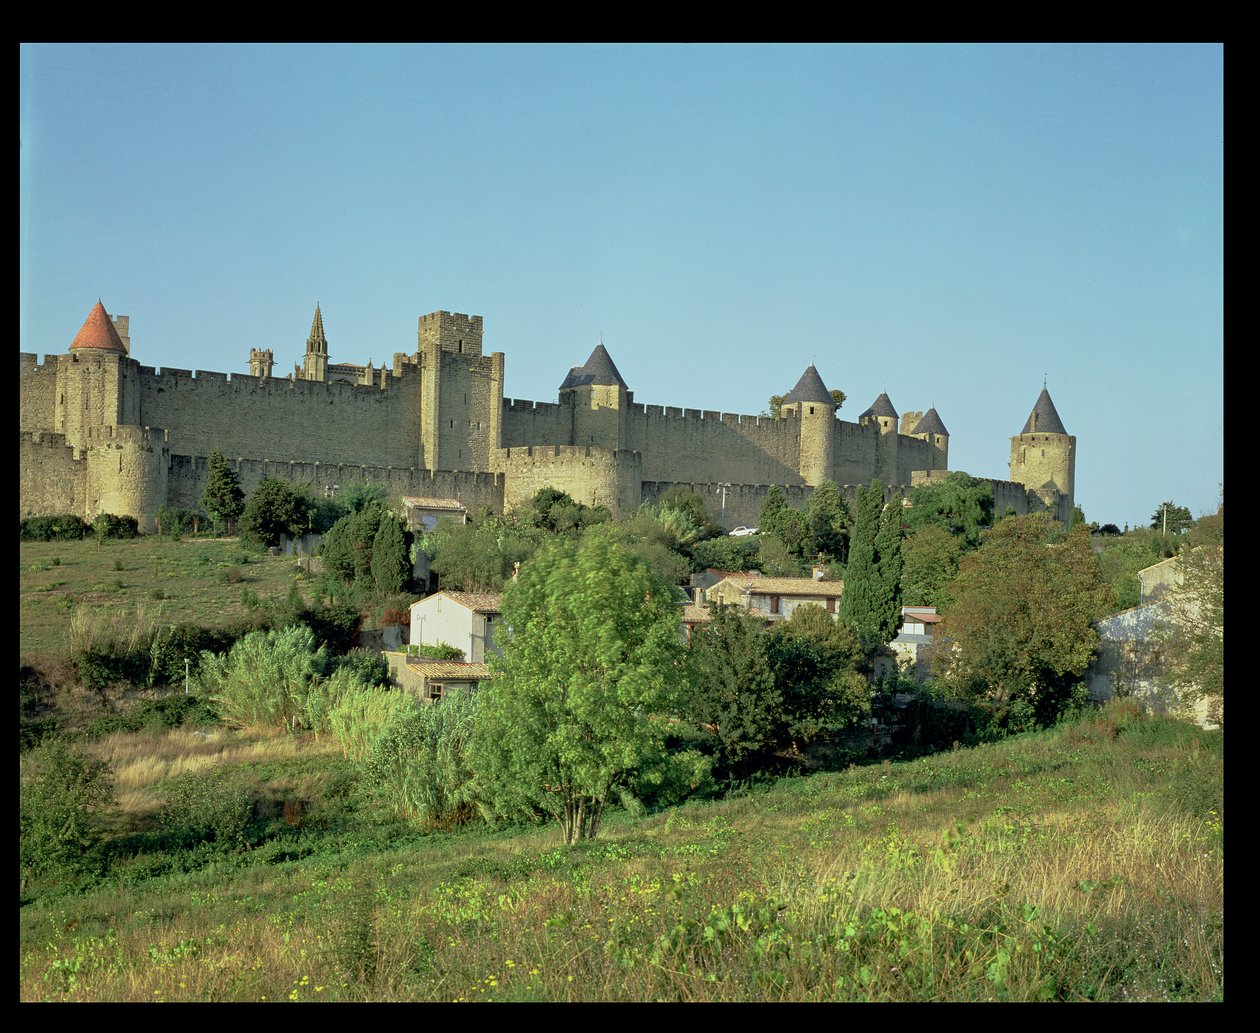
[69,300,127,354]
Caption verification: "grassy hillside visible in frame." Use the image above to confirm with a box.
[20,538,311,659]
[19,700,1222,1002]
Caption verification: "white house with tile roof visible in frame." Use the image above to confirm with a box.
[409,591,502,662]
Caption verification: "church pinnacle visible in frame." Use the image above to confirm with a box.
[307,304,328,355]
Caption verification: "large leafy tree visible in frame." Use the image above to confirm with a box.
[838,481,904,655]
[804,479,850,562]
[767,604,870,747]
[238,478,314,550]
[684,605,780,774]
[428,513,544,593]
[900,524,963,609]
[201,450,245,534]
[905,472,994,548]
[527,486,611,535]
[936,514,1114,724]
[470,529,689,844]
[1096,530,1165,610]
[323,503,411,595]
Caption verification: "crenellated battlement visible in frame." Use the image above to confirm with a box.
[85,424,169,447]
[499,444,642,462]
[20,298,1072,534]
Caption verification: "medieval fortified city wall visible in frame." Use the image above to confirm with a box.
[20,301,1077,533]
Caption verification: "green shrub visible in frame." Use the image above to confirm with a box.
[77,647,150,692]
[301,601,361,654]
[416,641,465,661]
[19,665,57,751]
[329,686,418,760]
[148,623,237,687]
[198,624,332,731]
[20,740,114,883]
[92,513,139,540]
[86,693,219,738]
[160,771,254,850]
[336,648,391,687]
[364,694,478,829]
[20,514,89,541]
[157,506,204,539]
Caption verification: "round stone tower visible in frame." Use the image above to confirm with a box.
[1010,385,1076,517]
[779,364,835,487]
[859,391,900,485]
[85,425,170,533]
[907,406,950,472]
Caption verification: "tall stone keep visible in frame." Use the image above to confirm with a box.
[1010,385,1076,520]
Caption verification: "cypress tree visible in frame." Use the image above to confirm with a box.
[839,481,904,655]
[370,512,411,595]
[201,449,245,535]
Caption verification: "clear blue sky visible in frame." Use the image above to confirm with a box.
[20,43,1223,529]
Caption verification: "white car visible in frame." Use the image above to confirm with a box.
[728,526,758,537]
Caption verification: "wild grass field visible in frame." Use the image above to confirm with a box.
[19,538,308,658]
[19,700,1223,1002]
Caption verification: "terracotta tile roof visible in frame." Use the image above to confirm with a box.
[718,576,845,597]
[404,660,492,679]
[69,301,127,353]
[423,591,502,614]
[681,604,713,623]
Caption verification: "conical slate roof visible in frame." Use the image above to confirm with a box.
[783,364,833,405]
[559,343,629,390]
[1020,387,1067,435]
[69,300,127,354]
[859,391,898,421]
[910,407,949,436]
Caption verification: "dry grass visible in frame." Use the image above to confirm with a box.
[20,537,306,658]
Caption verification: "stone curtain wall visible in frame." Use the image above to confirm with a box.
[623,406,802,485]
[166,454,505,517]
[19,355,58,435]
[137,367,424,469]
[20,432,84,519]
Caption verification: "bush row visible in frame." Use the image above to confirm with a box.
[21,513,139,541]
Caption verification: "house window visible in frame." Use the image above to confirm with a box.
[770,596,780,615]
[826,597,835,614]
